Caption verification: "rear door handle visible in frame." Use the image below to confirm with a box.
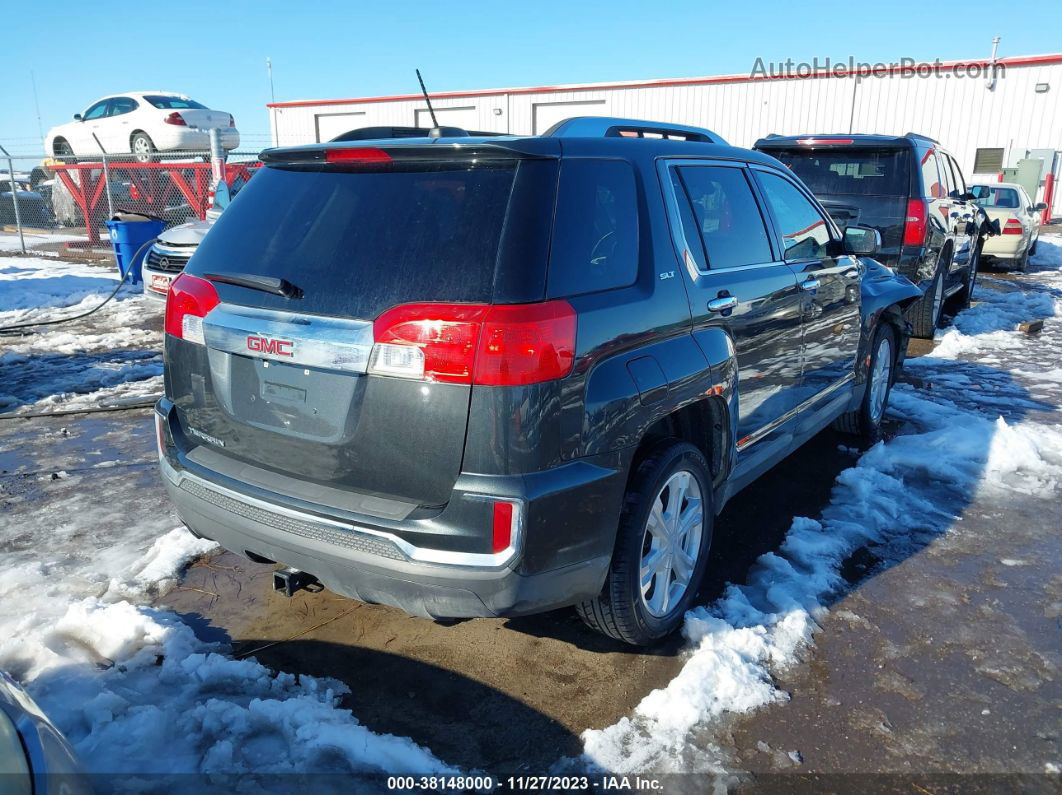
[800,278,820,291]
[707,296,738,313]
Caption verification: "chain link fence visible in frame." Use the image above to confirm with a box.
[1,146,263,258]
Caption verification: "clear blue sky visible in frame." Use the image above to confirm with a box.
[3,0,1059,156]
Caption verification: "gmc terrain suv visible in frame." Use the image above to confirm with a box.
[157,117,919,645]
[754,133,988,338]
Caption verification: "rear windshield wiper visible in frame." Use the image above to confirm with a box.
[203,272,303,299]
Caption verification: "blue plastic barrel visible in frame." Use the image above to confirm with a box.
[105,218,166,286]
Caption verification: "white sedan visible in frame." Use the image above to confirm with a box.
[970,182,1048,272]
[45,92,240,162]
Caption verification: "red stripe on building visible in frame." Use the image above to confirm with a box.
[266,53,1062,109]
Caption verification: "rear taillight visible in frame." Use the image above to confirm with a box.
[165,273,220,344]
[1002,219,1023,235]
[903,198,928,245]
[326,147,392,164]
[164,112,187,126]
[369,300,576,386]
[228,114,235,128]
[475,302,577,386]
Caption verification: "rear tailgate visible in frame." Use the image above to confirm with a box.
[760,145,911,265]
[165,143,558,507]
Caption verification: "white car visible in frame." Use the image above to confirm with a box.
[45,91,240,162]
[970,182,1048,272]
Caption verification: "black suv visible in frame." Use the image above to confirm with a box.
[754,133,987,338]
[156,117,919,645]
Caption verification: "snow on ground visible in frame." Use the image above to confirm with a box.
[0,253,456,786]
[579,235,1062,774]
[0,257,163,413]
[0,231,85,253]
[2,466,452,784]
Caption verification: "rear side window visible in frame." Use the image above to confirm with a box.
[919,149,944,198]
[108,97,138,116]
[676,166,773,269]
[946,155,966,194]
[769,149,910,196]
[547,159,638,297]
[756,172,832,260]
[938,154,955,196]
[187,162,518,319]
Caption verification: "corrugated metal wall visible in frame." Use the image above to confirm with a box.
[270,59,1062,183]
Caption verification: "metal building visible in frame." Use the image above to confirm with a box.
[268,53,1062,208]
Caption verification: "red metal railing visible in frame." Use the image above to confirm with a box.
[48,159,260,246]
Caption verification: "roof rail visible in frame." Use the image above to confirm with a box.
[544,116,727,144]
[904,131,940,145]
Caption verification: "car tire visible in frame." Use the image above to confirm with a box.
[956,239,981,310]
[131,132,158,164]
[1016,247,1030,273]
[1029,239,1038,257]
[833,322,897,442]
[576,441,713,646]
[52,138,76,162]
[908,259,946,339]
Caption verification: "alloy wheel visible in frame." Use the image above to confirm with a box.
[639,470,704,617]
[868,335,894,424]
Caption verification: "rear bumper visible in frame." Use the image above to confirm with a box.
[155,402,618,618]
[152,127,240,152]
[981,234,1028,259]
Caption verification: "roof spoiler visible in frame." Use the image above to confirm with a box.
[544,116,726,144]
[904,131,940,145]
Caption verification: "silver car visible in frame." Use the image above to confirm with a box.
[142,218,212,301]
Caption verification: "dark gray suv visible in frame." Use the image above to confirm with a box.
[156,117,920,645]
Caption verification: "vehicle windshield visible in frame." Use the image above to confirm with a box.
[970,185,1020,209]
[770,148,910,196]
[144,95,208,110]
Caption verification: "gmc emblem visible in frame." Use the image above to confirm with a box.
[247,335,294,357]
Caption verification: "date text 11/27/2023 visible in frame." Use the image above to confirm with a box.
[386,775,665,792]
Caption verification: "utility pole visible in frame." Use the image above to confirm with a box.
[267,57,278,146]
[30,70,44,142]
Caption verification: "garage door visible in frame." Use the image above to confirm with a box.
[315,112,367,142]
[414,106,480,130]
[532,100,607,134]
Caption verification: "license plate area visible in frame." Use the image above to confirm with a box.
[149,273,172,294]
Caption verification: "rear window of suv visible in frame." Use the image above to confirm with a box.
[769,148,910,197]
[187,162,520,319]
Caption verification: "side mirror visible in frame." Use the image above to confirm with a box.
[961,191,977,201]
[843,224,881,256]
[73,113,83,122]
[1032,202,1048,213]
